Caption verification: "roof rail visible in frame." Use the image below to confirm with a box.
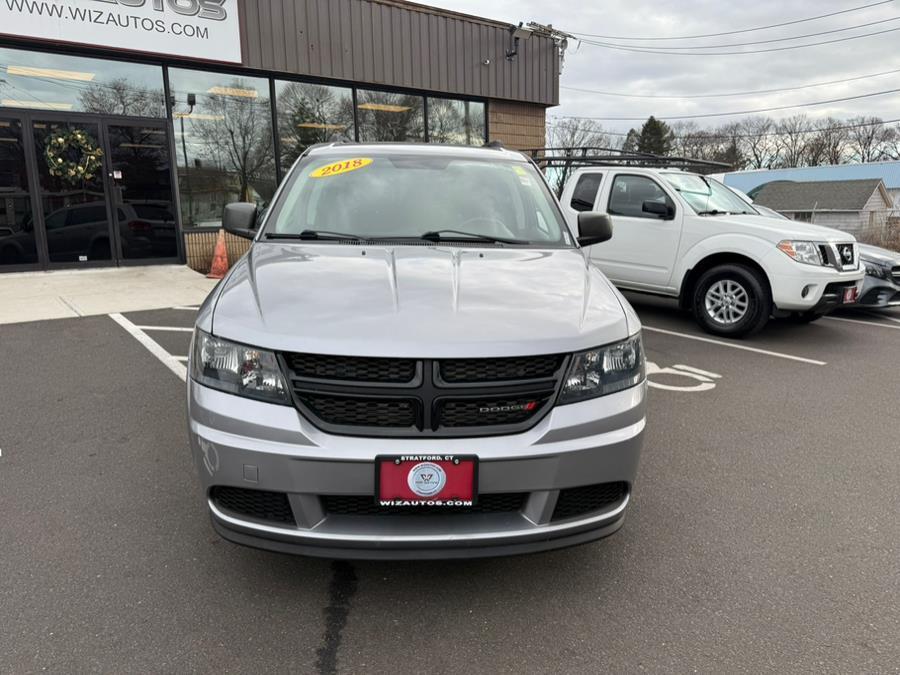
[523,146,732,173]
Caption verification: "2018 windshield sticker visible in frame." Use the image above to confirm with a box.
[310,158,373,178]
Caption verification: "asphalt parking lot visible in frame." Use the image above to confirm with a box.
[2,297,899,674]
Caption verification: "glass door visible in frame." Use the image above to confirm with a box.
[0,116,39,270]
[104,121,179,262]
[32,119,114,265]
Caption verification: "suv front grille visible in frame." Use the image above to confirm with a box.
[211,486,295,525]
[281,353,568,438]
[286,353,416,383]
[297,393,418,428]
[323,493,526,516]
[551,482,628,521]
[440,355,564,383]
[892,266,900,284]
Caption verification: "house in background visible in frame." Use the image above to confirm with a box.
[719,160,900,207]
[751,178,898,238]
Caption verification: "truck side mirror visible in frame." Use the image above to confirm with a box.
[577,212,613,247]
[643,200,675,220]
[223,202,259,240]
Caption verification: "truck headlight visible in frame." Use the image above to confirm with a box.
[777,240,824,266]
[559,334,645,404]
[863,261,889,279]
[190,330,289,404]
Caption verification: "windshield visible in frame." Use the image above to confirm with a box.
[265,154,571,246]
[662,174,757,216]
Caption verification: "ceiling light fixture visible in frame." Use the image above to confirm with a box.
[357,102,411,113]
[2,99,73,110]
[207,86,258,98]
[6,66,96,81]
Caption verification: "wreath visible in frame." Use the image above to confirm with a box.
[44,130,103,182]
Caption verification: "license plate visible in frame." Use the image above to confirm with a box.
[376,455,477,507]
[843,287,858,304]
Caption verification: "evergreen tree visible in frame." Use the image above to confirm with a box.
[636,116,674,156]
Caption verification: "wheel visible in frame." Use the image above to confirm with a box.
[692,264,772,337]
[791,311,823,324]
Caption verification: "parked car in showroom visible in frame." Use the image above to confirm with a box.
[560,168,865,336]
[857,243,900,308]
[188,143,647,559]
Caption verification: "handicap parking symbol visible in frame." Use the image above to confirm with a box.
[646,361,722,392]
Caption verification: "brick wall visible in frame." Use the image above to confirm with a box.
[488,100,547,151]
[184,230,251,273]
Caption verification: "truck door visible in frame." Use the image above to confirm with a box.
[590,172,682,290]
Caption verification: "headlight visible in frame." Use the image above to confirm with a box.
[559,334,645,404]
[863,260,889,279]
[777,240,824,266]
[190,330,289,404]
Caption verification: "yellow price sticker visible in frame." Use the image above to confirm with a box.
[309,157,373,178]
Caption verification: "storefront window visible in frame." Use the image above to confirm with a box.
[356,89,424,142]
[0,47,165,117]
[275,81,354,173]
[168,68,276,228]
[427,98,486,146]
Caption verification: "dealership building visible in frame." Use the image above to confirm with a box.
[0,0,561,273]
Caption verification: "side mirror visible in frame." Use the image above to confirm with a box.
[642,200,675,220]
[577,212,613,247]
[223,202,258,240]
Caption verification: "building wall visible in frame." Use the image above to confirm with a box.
[487,100,546,150]
[238,0,560,105]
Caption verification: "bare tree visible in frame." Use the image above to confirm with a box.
[847,116,893,162]
[740,116,777,169]
[545,118,609,196]
[774,115,813,168]
[805,117,848,166]
[80,78,166,117]
[193,82,276,203]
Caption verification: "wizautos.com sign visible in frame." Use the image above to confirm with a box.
[1,0,242,63]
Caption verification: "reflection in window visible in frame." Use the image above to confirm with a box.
[0,119,38,266]
[356,89,424,142]
[275,81,353,173]
[169,68,276,228]
[0,47,165,116]
[427,98,485,145]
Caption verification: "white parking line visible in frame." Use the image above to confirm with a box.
[824,316,900,331]
[172,306,200,311]
[174,356,189,362]
[135,325,194,332]
[110,313,187,382]
[642,325,827,366]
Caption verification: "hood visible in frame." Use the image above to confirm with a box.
[704,213,856,242]
[858,243,900,265]
[211,243,631,358]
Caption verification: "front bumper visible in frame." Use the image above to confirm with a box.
[765,251,864,312]
[857,275,900,308]
[187,379,646,559]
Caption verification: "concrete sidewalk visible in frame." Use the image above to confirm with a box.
[0,265,218,325]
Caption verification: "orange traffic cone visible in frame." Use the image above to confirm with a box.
[207,228,229,279]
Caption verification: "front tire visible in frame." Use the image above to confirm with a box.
[692,264,771,337]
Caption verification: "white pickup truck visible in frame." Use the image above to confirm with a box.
[560,167,865,337]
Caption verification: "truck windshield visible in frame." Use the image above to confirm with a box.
[663,174,757,216]
[266,154,571,246]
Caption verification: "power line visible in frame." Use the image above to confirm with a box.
[588,15,900,50]
[569,0,895,40]
[576,25,900,56]
[552,85,900,121]
[560,67,900,99]
[546,116,900,139]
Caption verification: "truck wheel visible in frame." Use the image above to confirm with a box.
[692,264,771,337]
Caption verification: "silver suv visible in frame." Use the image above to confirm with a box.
[187,143,647,559]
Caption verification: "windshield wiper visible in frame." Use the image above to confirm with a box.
[695,209,733,216]
[420,229,531,245]
[265,229,371,242]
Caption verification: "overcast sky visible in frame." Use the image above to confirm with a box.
[425,0,900,134]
